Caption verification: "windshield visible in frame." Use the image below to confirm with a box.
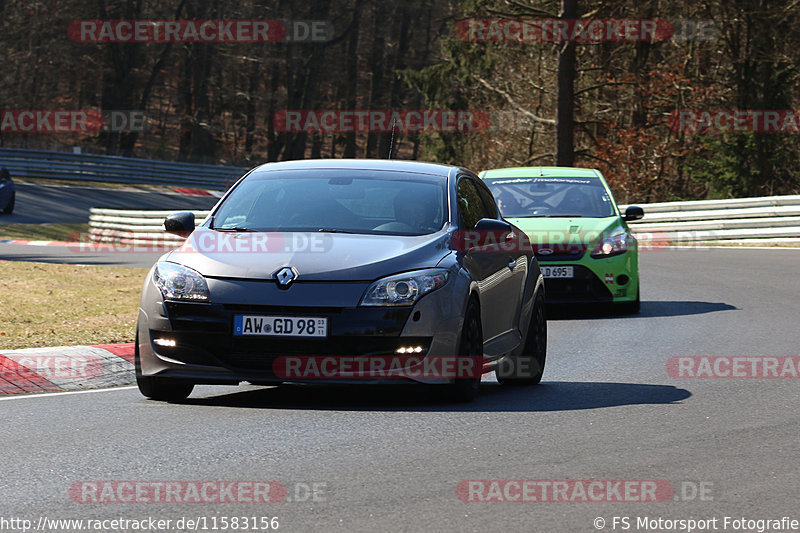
[485,176,616,218]
[212,169,447,236]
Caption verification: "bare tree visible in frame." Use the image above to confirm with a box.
[556,0,577,166]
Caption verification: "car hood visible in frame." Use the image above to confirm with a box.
[164,227,453,281]
[506,216,625,246]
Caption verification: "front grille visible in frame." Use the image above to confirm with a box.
[164,302,229,332]
[151,330,431,373]
[534,243,587,262]
[543,265,613,302]
[222,304,345,315]
[164,301,410,336]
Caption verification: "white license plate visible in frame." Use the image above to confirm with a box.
[542,266,574,278]
[234,315,328,337]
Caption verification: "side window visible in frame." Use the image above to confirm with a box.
[457,177,491,229]
[475,182,499,219]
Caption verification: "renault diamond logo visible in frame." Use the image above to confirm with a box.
[275,266,297,288]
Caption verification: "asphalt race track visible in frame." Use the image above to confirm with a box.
[0,242,164,268]
[1,248,798,531]
[0,182,218,224]
[0,182,219,268]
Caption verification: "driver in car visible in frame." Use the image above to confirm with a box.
[558,188,592,215]
[496,192,523,217]
[395,196,440,232]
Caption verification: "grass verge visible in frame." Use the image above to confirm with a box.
[0,223,89,242]
[0,260,147,349]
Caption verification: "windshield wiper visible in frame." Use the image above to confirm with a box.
[214,226,253,232]
[316,228,356,234]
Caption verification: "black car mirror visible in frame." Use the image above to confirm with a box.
[164,211,195,236]
[473,218,513,243]
[623,206,644,222]
[474,218,512,232]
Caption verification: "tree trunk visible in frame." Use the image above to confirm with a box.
[556,0,577,167]
[342,0,363,158]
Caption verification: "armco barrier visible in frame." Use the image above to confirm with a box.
[88,209,211,246]
[620,195,800,245]
[87,195,800,247]
[0,147,248,189]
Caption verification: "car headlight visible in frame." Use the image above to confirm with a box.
[360,269,449,306]
[153,262,210,301]
[591,232,629,258]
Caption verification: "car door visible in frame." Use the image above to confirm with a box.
[474,179,527,332]
[456,175,520,344]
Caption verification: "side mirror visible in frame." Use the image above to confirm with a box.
[623,206,644,222]
[474,218,513,243]
[456,218,517,252]
[164,211,195,237]
[474,218,512,233]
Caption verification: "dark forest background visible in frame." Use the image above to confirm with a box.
[1,0,799,203]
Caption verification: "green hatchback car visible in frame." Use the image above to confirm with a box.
[480,167,644,313]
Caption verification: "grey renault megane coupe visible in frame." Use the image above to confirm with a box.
[136,159,546,402]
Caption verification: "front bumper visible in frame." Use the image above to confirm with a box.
[137,272,468,385]
[538,252,638,304]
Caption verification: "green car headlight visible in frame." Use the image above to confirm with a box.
[591,232,629,258]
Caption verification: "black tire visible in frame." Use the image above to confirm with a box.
[134,332,194,401]
[616,283,640,315]
[2,194,13,214]
[497,290,547,386]
[446,297,483,402]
